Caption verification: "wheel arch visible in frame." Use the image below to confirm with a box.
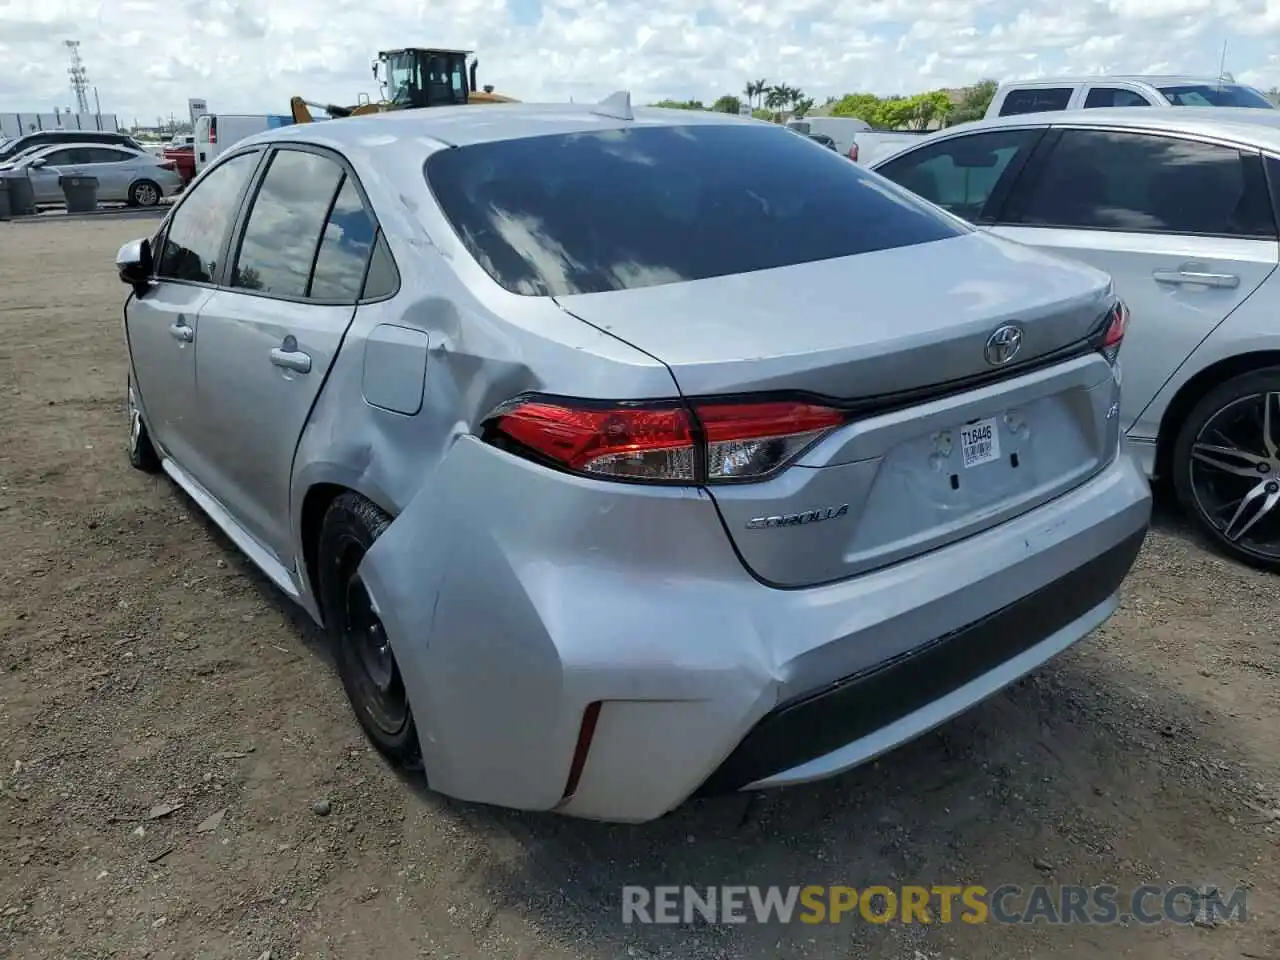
[298,480,399,624]
[1155,350,1280,480]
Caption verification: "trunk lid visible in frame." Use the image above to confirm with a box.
[557,231,1123,587]
[554,231,1114,398]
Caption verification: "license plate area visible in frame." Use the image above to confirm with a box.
[959,417,1000,469]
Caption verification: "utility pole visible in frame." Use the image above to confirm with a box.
[64,40,91,114]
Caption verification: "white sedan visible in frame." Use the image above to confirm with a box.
[6,142,184,206]
[871,106,1280,570]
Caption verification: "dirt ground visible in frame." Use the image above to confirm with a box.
[0,218,1277,960]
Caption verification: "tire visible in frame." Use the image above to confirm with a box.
[1171,366,1280,572]
[127,375,161,473]
[317,493,422,766]
[128,180,161,208]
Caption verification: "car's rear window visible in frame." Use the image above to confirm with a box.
[424,123,964,296]
[1158,84,1276,109]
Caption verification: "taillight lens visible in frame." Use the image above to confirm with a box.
[848,143,859,162]
[159,160,176,171]
[487,397,846,484]
[1096,300,1128,364]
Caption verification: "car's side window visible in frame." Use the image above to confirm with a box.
[1002,129,1277,239]
[1083,87,1152,108]
[40,149,77,166]
[308,177,377,301]
[875,128,1040,222]
[155,151,260,284]
[230,149,345,298]
[360,232,400,300]
[999,87,1072,116]
[86,147,130,164]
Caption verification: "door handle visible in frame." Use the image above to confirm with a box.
[270,338,312,374]
[1153,269,1240,289]
[169,316,194,342]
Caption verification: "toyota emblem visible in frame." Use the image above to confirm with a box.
[984,324,1024,366]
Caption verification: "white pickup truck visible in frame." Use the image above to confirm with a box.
[984,75,1276,119]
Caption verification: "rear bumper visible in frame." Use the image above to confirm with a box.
[359,438,1151,824]
[696,527,1144,795]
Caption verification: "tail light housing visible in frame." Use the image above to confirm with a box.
[847,143,859,162]
[159,160,177,171]
[208,120,217,144]
[485,396,847,484]
[1094,300,1128,365]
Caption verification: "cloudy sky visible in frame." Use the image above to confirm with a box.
[1,0,1278,123]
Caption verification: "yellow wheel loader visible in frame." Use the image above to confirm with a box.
[290,47,516,124]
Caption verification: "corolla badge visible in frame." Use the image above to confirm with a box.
[745,504,849,530]
[984,324,1024,366]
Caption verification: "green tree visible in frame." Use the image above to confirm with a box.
[793,95,815,118]
[829,93,883,125]
[712,94,743,114]
[651,98,705,110]
[947,79,998,125]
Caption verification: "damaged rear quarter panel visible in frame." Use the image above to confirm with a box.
[287,213,680,614]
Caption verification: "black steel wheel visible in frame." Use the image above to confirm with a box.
[1172,367,1280,572]
[317,492,421,765]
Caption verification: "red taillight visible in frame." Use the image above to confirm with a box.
[159,160,176,171]
[488,397,846,484]
[848,143,859,162]
[208,122,217,144]
[1097,300,1128,363]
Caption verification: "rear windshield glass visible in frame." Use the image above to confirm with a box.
[425,123,963,296]
[1159,84,1276,109]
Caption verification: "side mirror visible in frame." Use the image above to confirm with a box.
[28,157,46,169]
[116,238,153,293]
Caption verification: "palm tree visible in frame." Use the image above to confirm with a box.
[753,78,768,109]
[765,86,787,116]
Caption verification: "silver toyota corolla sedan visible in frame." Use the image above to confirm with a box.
[117,99,1151,823]
[872,107,1280,571]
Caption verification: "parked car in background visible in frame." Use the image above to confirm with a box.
[8,142,183,206]
[785,116,869,158]
[985,75,1276,119]
[851,129,931,165]
[785,116,928,164]
[807,132,837,150]
[0,129,146,164]
[117,103,1148,822]
[162,141,196,184]
[872,107,1280,570]
[193,113,293,174]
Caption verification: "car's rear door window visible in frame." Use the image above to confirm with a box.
[424,123,963,296]
[85,147,134,164]
[1083,87,1152,108]
[230,149,345,298]
[874,128,1041,222]
[998,87,1073,116]
[308,178,378,301]
[1001,128,1276,238]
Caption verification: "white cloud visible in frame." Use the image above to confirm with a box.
[0,0,1278,124]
